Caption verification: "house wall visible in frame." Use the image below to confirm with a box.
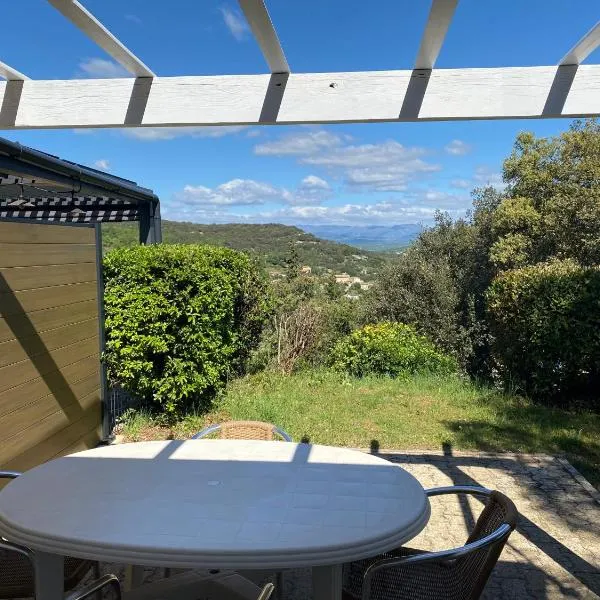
[0,220,103,474]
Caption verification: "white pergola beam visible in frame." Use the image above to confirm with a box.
[0,61,29,81]
[415,0,459,70]
[560,21,600,65]
[0,65,599,129]
[238,0,289,73]
[47,0,155,77]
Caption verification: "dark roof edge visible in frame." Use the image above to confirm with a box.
[0,136,158,204]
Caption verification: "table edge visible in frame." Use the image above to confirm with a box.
[0,502,430,569]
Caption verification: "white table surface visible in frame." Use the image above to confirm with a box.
[0,440,430,599]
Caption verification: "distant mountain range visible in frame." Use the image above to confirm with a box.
[302,224,423,250]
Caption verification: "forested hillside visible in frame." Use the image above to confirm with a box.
[102,221,389,278]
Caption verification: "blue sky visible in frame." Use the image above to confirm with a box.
[2,0,599,226]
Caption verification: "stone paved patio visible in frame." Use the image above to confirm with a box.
[102,449,600,600]
[385,449,600,600]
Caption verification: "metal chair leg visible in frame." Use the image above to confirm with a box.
[93,563,102,600]
[276,571,284,600]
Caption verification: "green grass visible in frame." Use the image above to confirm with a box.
[118,370,600,488]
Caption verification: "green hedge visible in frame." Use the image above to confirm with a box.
[487,260,600,404]
[331,322,457,378]
[103,244,270,414]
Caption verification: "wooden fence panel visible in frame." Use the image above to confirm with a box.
[0,220,102,473]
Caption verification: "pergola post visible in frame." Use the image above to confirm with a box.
[138,200,162,244]
[152,202,163,243]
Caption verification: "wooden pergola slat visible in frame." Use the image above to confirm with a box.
[560,21,600,66]
[0,2,596,128]
[414,0,459,70]
[238,0,289,73]
[1,65,598,129]
[0,61,29,81]
[47,0,155,78]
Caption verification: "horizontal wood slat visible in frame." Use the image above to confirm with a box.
[0,388,100,464]
[0,221,94,244]
[0,318,98,369]
[0,300,97,343]
[51,427,102,461]
[0,243,95,268]
[0,66,598,129]
[0,376,99,448]
[0,336,99,394]
[0,403,101,473]
[0,282,97,316]
[0,353,98,417]
[0,263,97,293]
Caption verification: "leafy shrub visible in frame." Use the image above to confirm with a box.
[103,244,270,414]
[487,259,600,405]
[331,322,458,378]
[365,247,469,361]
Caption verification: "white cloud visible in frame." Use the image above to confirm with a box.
[178,180,285,206]
[473,166,504,188]
[93,159,110,171]
[173,175,332,209]
[255,132,440,193]
[305,140,439,192]
[219,6,249,41]
[406,189,471,211]
[78,58,129,78]
[254,131,343,156]
[300,175,329,189]
[262,202,445,226]
[125,14,142,25]
[444,139,472,156]
[162,204,241,223]
[164,201,441,227]
[121,126,247,141]
[165,183,471,226]
[450,178,471,189]
[293,175,333,205]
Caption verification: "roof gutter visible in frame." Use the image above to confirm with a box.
[0,137,158,204]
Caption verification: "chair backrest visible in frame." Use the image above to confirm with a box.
[191,421,292,441]
[350,489,518,600]
[460,490,518,599]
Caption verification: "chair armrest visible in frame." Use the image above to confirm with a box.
[273,427,292,442]
[0,538,33,560]
[65,574,121,600]
[425,485,492,498]
[191,424,221,439]
[0,471,22,480]
[258,582,275,600]
[361,523,512,600]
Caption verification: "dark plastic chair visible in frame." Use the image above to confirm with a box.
[0,471,120,600]
[342,486,518,600]
[191,420,292,441]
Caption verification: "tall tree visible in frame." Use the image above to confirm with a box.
[492,119,600,269]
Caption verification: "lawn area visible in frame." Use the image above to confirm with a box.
[117,370,600,489]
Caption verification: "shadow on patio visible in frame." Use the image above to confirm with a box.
[378,445,600,599]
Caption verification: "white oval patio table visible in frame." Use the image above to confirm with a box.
[0,440,430,600]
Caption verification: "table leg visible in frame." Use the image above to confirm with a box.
[312,565,342,600]
[33,551,64,600]
[124,565,145,590]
